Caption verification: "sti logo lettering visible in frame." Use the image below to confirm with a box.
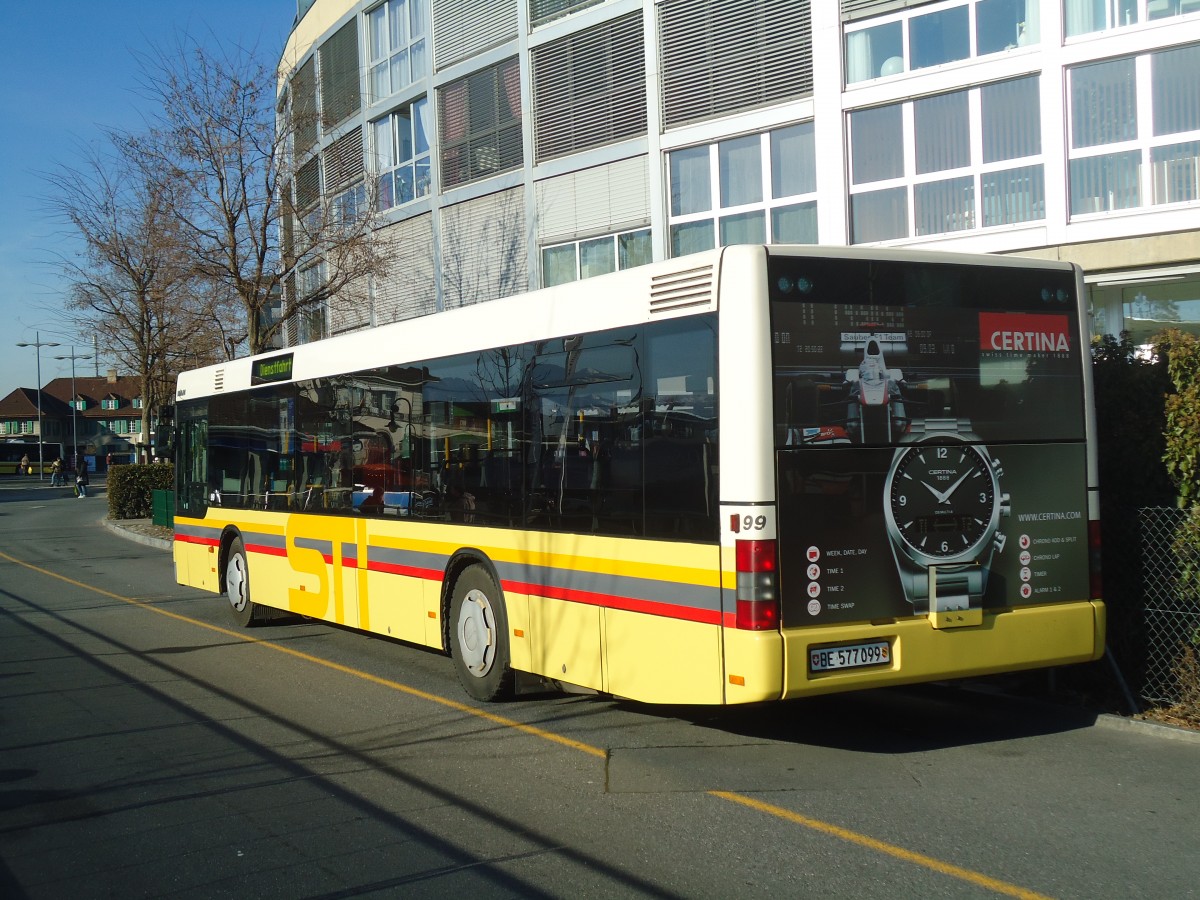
[979,313,1070,353]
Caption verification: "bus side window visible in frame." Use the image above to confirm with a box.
[644,317,718,540]
[177,407,209,515]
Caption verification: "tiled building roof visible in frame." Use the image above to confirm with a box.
[0,387,73,418]
[42,375,144,417]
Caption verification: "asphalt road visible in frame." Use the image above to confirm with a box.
[1,477,1198,899]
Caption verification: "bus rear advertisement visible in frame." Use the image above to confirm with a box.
[171,245,1103,705]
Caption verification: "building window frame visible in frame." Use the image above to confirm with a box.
[666,122,819,258]
[541,227,653,287]
[847,76,1046,244]
[1063,0,1200,38]
[845,0,1041,86]
[531,0,605,27]
[371,97,432,211]
[1067,43,1200,217]
[366,0,428,104]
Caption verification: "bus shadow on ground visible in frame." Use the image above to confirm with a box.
[621,681,1099,755]
[604,683,1103,794]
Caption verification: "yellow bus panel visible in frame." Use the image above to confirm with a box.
[781,600,1104,698]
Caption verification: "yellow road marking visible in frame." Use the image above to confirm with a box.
[2,548,1052,898]
[710,791,1054,900]
[0,550,604,759]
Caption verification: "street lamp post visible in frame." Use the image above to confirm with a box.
[53,348,93,468]
[15,333,61,480]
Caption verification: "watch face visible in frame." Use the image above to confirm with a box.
[886,443,996,563]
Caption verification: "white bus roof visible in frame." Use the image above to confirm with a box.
[175,245,1076,401]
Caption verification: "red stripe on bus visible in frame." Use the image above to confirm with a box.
[246,544,288,558]
[367,561,443,580]
[174,534,219,547]
[503,579,721,625]
[200,548,721,625]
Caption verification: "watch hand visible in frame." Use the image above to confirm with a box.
[921,481,943,501]
[935,470,972,503]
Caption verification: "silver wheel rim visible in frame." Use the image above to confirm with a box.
[457,588,496,678]
[226,553,249,613]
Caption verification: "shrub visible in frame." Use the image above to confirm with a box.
[107,463,175,520]
[1091,331,1176,514]
[1090,333,1176,681]
[1162,329,1200,508]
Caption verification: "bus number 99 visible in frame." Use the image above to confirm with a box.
[732,514,767,534]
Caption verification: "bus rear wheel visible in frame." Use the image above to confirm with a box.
[225,537,265,627]
[450,565,514,701]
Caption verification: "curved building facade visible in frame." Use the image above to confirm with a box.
[279,0,1200,346]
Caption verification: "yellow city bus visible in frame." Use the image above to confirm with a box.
[0,441,64,476]
[171,245,1104,704]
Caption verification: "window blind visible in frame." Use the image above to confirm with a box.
[319,19,362,129]
[431,0,518,70]
[292,58,318,154]
[841,0,940,22]
[324,127,364,190]
[532,12,646,162]
[659,0,812,130]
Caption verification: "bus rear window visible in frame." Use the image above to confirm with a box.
[768,256,1085,447]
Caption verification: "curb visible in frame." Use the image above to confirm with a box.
[958,682,1200,745]
[1092,712,1200,744]
[102,516,173,552]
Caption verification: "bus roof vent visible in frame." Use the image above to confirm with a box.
[213,368,225,392]
[649,263,714,314]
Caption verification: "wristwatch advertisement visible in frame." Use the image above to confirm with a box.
[778,441,1088,626]
[767,255,1092,627]
[882,419,1009,616]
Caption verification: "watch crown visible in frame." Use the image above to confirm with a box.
[999,492,1011,517]
[994,531,1007,554]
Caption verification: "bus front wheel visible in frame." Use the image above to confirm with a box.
[449,565,514,701]
[225,537,265,627]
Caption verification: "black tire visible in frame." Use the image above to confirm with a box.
[224,537,265,627]
[449,565,514,701]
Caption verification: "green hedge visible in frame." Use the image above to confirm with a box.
[107,463,175,520]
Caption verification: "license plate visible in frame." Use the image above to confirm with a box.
[809,640,891,673]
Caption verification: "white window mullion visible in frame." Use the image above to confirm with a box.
[902,100,916,237]
[1136,51,1154,208]
[759,133,772,216]
[969,85,984,229]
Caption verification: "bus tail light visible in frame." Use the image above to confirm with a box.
[1089,518,1103,601]
[736,539,779,630]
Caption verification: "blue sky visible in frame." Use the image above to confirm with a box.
[0,1,296,396]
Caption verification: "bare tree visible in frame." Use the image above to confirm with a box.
[131,35,388,354]
[42,139,222,460]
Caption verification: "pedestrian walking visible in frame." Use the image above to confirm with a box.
[50,458,63,487]
[76,459,89,498]
[20,453,30,476]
